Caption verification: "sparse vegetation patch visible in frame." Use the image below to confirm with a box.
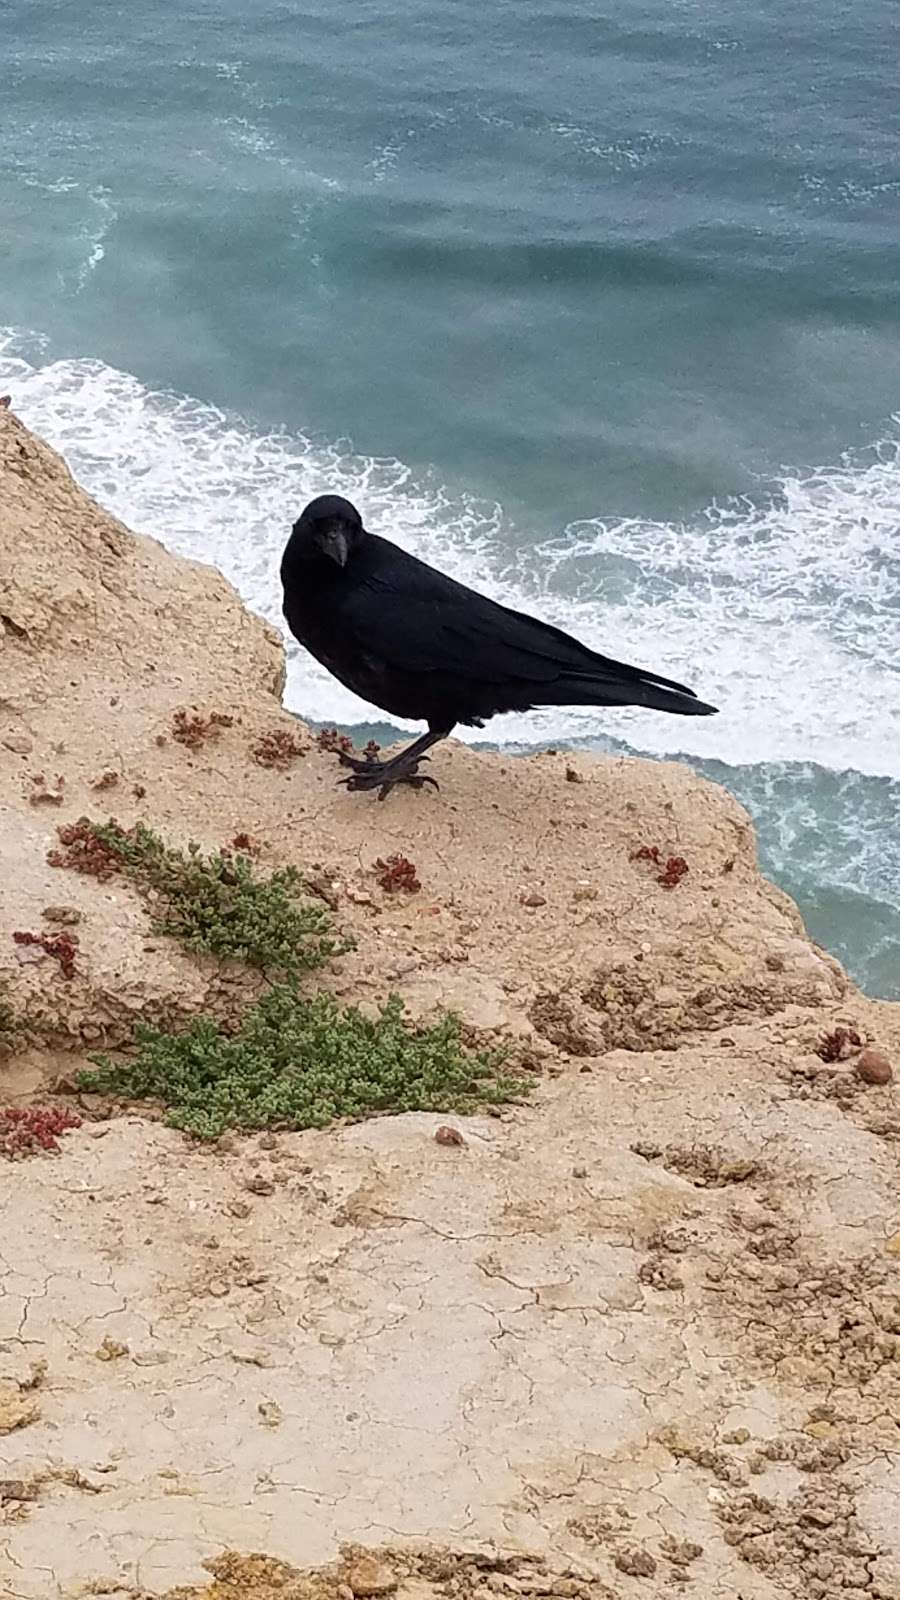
[316,729,380,762]
[0,1106,82,1158]
[251,728,307,768]
[0,987,15,1047]
[375,854,421,894]
[630,844,689,889]
[49,819,339,979]
[80,988,524,1140]
[172,708,234,749]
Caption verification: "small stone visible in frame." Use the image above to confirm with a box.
[229,1349,272,1368]
[660,1538,703,1568]
[245,1174,276,1196]
[435,1125,465,1147]
[257,1400,283,1428]
[0,1478,40,1503]
[233,1263,268,1287]
[438,942,469,962]
[631,1140,662,1161]
[28,772,65,805]
[258,1132,277,1150]
[572,1164,588,1179]
[804,1419,836,1439]
[2,735,32,755]
[207,1279,230,1298]
[384,956,419,981]
[346,1556,398,1597]
[856,1048,892,1086]
[14,942,44,966]
[95,1337,128,1361]
[42,905,81,926]
[227,1199,252,1220]
[0,1389,40,1435]
[519,891,547,908]
[802,1504,835,1528]
[565,766,584,783]
[614,1548,656,1579]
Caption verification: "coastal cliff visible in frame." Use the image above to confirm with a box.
[1,407,898,1599]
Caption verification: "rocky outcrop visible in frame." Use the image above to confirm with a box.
[0,407,898,1599]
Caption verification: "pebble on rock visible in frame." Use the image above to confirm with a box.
[42,905,81,926]
[346,1556,397,1597]
[614,1548,657,1579]
[435,1124,465,1146]
[855,1048,892,1086]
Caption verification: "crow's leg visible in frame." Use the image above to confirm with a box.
[338,724,453,800]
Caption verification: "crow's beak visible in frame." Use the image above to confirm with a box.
[322,528,350,568]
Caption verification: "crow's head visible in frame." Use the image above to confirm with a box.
[291,495,365,568]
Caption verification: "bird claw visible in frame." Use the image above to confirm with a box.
[338,750,430,776]
[338,750,380,774]
[336,746,438,797]
[377,773,440,801]
[338,764,439,798]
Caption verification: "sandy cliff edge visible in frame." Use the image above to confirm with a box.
[0,407,898,1600]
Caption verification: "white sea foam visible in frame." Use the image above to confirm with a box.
[2,330,898,778]
[72,186,116,292]
[549,123,664,170]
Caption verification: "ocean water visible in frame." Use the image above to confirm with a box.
[2,0,898,996]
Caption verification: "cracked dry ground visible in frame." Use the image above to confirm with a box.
[2,1037,900,1600]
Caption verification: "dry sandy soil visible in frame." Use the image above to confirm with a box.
[1,409,899,1600]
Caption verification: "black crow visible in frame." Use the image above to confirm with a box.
[281,494,717,798]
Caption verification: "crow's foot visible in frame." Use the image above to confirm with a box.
[338,750,439,800]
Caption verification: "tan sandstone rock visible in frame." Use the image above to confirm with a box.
[0,408,898,1600]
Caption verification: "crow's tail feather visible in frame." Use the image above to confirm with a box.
[543,670,717,717]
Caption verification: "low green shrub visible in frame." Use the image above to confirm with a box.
[51,819,340,979]
[80,988,524,1139]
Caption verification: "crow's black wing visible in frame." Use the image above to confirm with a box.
[340,537,697,697]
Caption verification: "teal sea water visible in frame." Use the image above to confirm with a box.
[2,0,898,994]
